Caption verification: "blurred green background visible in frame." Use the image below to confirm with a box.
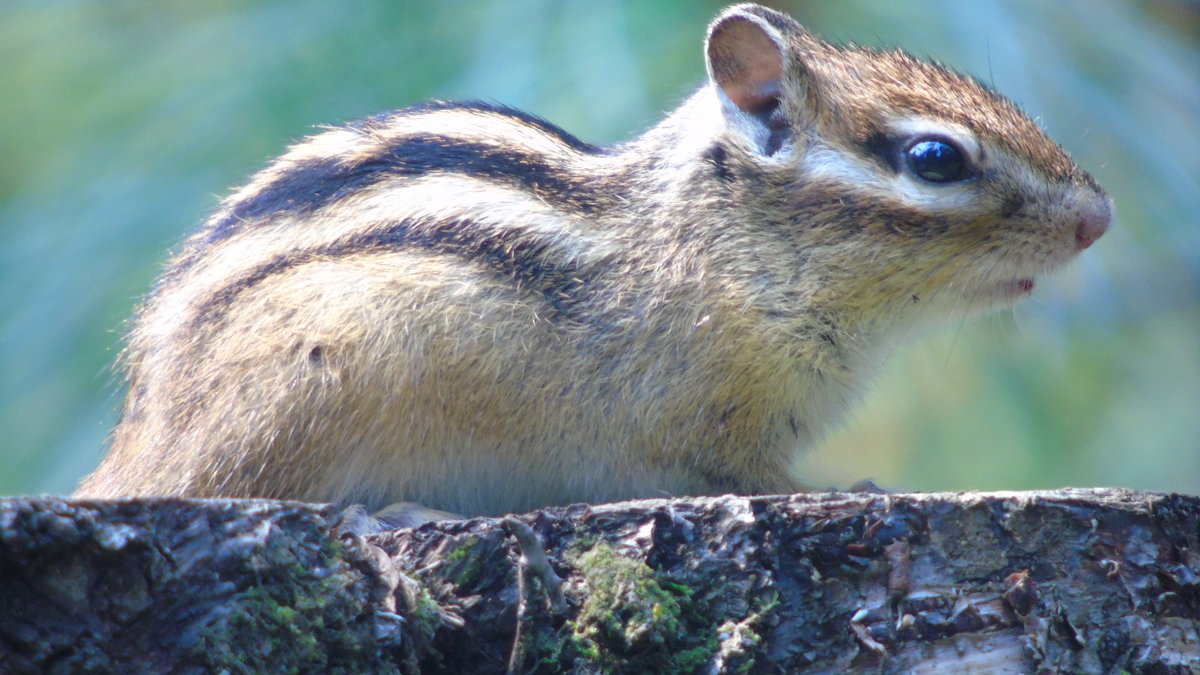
[2,0,1197,497]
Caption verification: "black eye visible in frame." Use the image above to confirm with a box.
[905,138,969,183]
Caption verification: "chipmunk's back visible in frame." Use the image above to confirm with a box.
[78,4,1110,517]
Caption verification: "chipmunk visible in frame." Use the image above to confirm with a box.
[76,4,1111,520]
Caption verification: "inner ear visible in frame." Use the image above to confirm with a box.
[706,15,785,116]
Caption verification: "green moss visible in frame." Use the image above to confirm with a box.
[444,539,473,562]
[559,540,717,673]
[186,530,396,674]
[673,637,722,672]
[442,535,487,588]
[573,542,681,645]
[401,586,444,646]
[195,585,331,673]
[709,592,780,674]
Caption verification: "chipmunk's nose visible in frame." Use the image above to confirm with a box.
[1074,197,1112,251]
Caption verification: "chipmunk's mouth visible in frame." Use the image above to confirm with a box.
[1011,278,1036,295]
[963,277,1036,306]
[992,277,1036,302]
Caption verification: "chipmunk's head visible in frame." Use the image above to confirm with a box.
[704,3,1111,324]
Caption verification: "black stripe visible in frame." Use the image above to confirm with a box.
[200,99,605,246]
[375,135,605,212]
[203,154,371,244]
[859,128,900,173]
[704,143,734,182]
[193,217,598,328]
[202,134,605,247]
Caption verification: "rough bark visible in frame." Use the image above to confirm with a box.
[2,489,1198,673]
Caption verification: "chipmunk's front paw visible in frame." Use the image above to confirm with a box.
[336,502,461,534]
[846,479,890,494]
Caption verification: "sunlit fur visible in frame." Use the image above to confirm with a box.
[77,4,1111,516]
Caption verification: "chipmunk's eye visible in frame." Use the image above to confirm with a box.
[905,138,969,183]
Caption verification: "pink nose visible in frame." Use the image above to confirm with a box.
[1075,207,1110,250]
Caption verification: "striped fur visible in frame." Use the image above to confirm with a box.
[195,215,599,327]
[78,4,1110,517]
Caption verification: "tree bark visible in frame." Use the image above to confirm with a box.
[2,489,1198,673]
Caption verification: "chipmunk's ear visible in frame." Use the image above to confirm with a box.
[706,5,804,156]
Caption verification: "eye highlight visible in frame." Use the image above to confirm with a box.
[905,138,970,183]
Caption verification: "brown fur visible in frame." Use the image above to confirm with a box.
[77,4,1111,517]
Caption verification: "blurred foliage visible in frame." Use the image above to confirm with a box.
[1,0,1197,497]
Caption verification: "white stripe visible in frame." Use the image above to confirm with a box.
[384,108,587,157]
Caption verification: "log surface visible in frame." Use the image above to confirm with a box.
[2,489,1198,673]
